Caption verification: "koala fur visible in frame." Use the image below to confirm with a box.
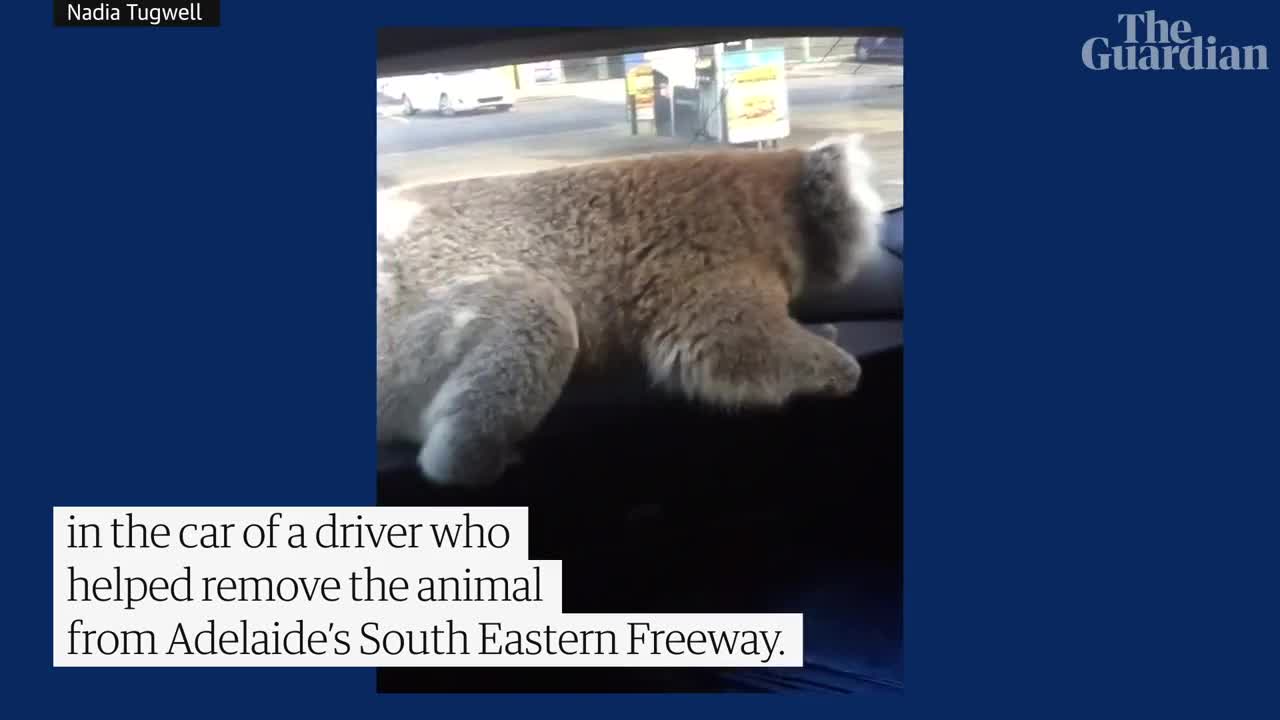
[377,134,884,486]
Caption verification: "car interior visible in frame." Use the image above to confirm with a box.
[376,27,903,694]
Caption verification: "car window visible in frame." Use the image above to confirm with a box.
[377,35,903,208]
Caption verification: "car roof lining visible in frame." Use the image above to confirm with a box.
[377,27,903,76]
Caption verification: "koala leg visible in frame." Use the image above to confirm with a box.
[644,281,861,410]
[404,273,579,487]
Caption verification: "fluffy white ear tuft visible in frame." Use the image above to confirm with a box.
[809,133,864,152]
[799,132,886,286]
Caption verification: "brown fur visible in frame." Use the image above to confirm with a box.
[377,135,883,485]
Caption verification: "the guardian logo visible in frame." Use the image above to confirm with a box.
[1083,11,1268,70]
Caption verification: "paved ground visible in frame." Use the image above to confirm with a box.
[377,64,903,208]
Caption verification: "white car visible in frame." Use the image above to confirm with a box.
[382,68,514,116]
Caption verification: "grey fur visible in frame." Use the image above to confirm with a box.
[377,135,883,486]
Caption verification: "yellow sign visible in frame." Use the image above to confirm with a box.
[626,63,655,121]
[723,50,790,144]
[733,65,779,84]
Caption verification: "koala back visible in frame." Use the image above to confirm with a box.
[377,135,883,374]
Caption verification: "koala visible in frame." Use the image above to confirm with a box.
[377,134,885,487]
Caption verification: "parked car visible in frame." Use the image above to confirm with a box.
[376,84,406,118]
[853,36,904,64]
[381,68,514,116]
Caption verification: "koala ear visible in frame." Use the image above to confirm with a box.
[809,133,864,153]
[798,131,884,287]
[807,134,874,177]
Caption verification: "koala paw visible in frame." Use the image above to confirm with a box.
[813,351,862,397]
[417,418,511,488]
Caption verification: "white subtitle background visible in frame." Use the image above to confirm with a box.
[53,507,803,668]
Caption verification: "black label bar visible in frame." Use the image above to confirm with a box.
[54,1,221,27]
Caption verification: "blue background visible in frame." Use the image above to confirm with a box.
[7,0,1280,714]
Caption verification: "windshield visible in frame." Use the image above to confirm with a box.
[377,35,903,207]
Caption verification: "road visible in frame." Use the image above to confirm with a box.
[376,73,903,156]
[377,97,622,155]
